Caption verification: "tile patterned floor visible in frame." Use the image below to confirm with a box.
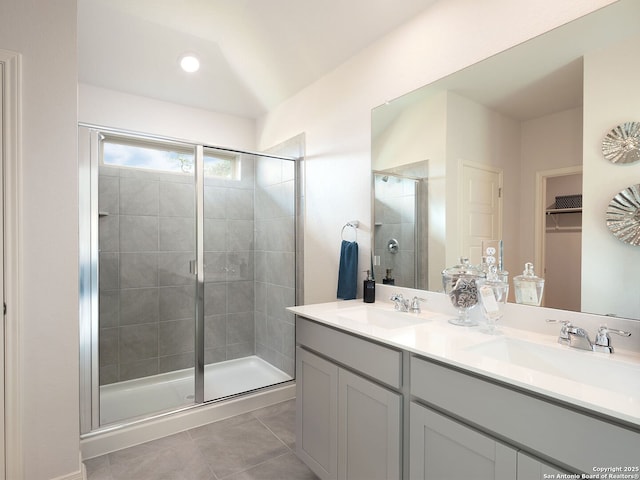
[84,400,319,480]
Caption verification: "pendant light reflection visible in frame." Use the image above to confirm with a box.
[179,54,200,73]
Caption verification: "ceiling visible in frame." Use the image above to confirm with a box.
[78,0,439,119]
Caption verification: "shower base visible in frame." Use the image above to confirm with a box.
[100,355,291,426]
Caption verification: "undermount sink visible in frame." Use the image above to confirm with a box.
[336,306,433,330]
[465,337,640,397]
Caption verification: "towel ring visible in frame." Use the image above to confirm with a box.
[341,221,359,242]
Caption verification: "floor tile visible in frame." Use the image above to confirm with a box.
[191,417,289,478]
[252,399,296,450]
[224,452,318,480]
[85,400,318,480]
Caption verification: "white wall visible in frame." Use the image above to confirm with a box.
[583,33,640,319]
[257,0,616,304]
[79,84,256,150]
[0,0,81,479]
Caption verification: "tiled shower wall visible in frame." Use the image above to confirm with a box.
[98,155,266,385]
[373,175,417,287]
[254,157,296,377]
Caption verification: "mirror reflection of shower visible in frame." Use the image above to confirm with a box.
[372,160,429,289]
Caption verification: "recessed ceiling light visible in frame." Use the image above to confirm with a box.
[179,54,200,73]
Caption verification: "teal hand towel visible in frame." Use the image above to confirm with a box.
[337,240,358,300]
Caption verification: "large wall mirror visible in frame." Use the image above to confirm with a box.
[371,0,640,320]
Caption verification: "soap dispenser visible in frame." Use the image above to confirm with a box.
[382,268,395,285]
[363,270,375,303]
[513,262,545,306]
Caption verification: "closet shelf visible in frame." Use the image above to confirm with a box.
[545,207,582,215]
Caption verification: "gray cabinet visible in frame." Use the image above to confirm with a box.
[517,452,565,480]
[296,346,338,479]
[338,368,401,480]
[409,402,516,480]
[296,317,403,480]
[295,316,639,480]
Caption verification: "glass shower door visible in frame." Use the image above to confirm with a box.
[96,133,198,425]
[201,149,295,402]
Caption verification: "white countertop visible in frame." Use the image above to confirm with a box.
[289,299,640,428]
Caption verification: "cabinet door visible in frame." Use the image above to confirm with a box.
[338,368,402,480]
[296,347,339,480]
[410,402,516,480]
[517,451,565,480]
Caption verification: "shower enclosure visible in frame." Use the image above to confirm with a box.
[79,126,301,434]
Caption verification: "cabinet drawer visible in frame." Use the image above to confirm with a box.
[410,355,640,473]
[296,316,402,389]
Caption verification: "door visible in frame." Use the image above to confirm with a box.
[296,347,339,480]
[410,402,516,480]
[338,368,401,480]
[92,131,198,426]
[459,162,502,264]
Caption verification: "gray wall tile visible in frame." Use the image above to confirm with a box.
[204,186,226,219]
[159,181,195,217]
[227,281,254,313]
[158,252,194,286]
[159,217,195,252]
[99,214,119,252]
[159,285,195,321]
[120,288,159,326]
[99,327,119,367]
[204,219,226,251]
[99,252,119,291]
[227,312,254,345]
[99,290,120,328]
[159,352,194,374]
[159,318,194,356]
[99,175,119,214]
[120,177,159,216]
[120,324,158,363]
[120,252,158,288]
[120,216,158,252]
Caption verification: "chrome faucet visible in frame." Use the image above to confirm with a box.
[547,319,631,354]
[566,326,593,351]
[593,325,632,353]
[390,293,410,312]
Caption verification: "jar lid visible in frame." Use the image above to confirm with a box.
[442,257,485,278]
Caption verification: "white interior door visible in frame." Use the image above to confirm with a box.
[459,162,503,264]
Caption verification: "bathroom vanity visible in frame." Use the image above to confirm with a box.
[289,289,640,480]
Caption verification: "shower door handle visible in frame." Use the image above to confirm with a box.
[189,260,197,275]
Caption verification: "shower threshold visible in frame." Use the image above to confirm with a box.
[99,355,291,426]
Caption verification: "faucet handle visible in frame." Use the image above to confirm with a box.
[410,296,426,314]
[546,319,572,344]
[594,325,631,353]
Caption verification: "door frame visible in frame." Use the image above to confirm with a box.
[1,48,23,480]
[534,165,582,305]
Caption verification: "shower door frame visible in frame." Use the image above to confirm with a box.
[79,124,300,435]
